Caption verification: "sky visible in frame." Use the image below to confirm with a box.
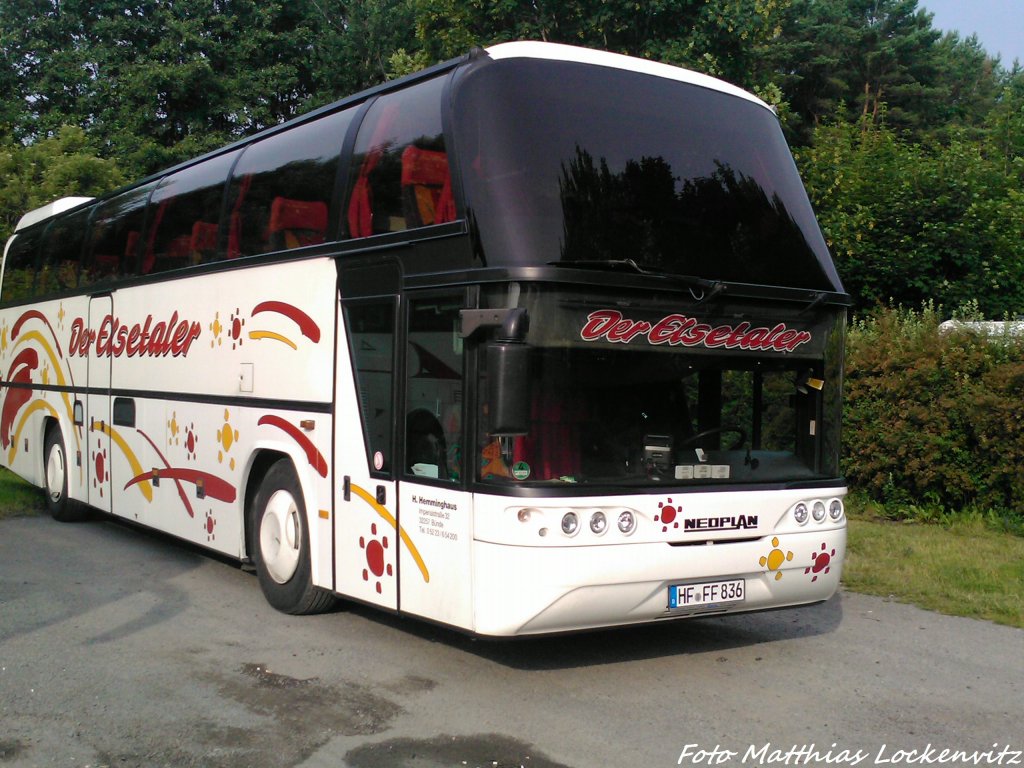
[920,0,1024,66]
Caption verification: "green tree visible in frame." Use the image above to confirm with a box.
[766,0,955,142]
[309,0,421,98]
[410,0,793,90]
[797,115,1024,316]
[0,1,420,177]
[0,125,126,242]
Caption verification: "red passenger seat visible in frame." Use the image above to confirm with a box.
[267,197,328,251]
[190,221,219,261]
[401,146,455,227]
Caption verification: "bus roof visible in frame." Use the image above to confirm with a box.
[15,196,93,232]
[485,41,771,112]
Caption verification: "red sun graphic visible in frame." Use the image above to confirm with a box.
[92,438,109,496]
[185,423,198,460]
[655,498,679,532]
[805,542,836,582]
[230,308,245,349]
[360,523,393,594]
[204,510,217,541]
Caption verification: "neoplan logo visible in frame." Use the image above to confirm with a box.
[684,515,758,532]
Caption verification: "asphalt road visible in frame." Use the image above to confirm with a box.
[1,515,1021,768]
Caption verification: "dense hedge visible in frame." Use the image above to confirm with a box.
[843,306,1024,523]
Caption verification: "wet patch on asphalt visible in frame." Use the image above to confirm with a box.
[382,673,439,695]
[0,739,25,761]
[344,733,574,768]
[90,661,411,768]
[218,660,404,736]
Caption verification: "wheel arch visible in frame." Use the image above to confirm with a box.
[242,448,291,561]
[240,446,322,560]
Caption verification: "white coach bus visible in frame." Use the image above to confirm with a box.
[0,42,848,635]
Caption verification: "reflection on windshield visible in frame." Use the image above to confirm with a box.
[453,57,843,292]
[475,284,844,488]
[479,346,827,487]
[559,148,808,280]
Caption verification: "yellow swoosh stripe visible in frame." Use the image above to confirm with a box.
[247,330,297,349]
[93,421,153,502]
[8,399,60,465]
[350,483,430,583]
[13,330,80,457]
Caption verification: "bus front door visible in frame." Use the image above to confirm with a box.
[86,296,113,515]
[335,266,401,611]
[395,292,473,630]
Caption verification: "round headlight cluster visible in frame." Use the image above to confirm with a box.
[792,497,844,525]
[517,507,640,539]
[544,508,638,538]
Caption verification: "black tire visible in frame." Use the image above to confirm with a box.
[44,427,85,522]
[249,459,335,614]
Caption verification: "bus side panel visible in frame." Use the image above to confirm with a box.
[107,261,336,405]
[0,295,91,502]
[91,259,337,567]
[396,483,473,630]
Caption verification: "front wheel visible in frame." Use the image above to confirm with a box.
[249,459,335,614]
[44,427,84,522]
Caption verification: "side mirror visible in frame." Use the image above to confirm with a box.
[487,341,532,436]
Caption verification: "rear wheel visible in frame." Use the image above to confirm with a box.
[250,459,335,614]
[44,427,84,522]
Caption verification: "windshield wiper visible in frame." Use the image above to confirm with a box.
[550,259,728,303]
[800,291,828,314]
[550,258,648,273]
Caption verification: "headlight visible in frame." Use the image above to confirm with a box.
[829,498,844,521]
[589,511,607,535]
[617,510,636,535]
[561,512,579,536]
[793,502,809,525]
[812,500,827,523]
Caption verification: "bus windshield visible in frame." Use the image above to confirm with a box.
[476,284,844,488]
[453,56,843,293]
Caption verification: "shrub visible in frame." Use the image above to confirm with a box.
[843,305,1024,523]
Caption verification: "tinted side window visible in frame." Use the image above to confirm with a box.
[82,183,156,289]
[1,227,44,304]
[226,109,353,258]
[345,300,396,475]
[347,76,453,238]
[405,296,463,482]
[38,205,91,295]
[143,150,239,274]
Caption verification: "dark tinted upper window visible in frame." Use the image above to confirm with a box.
[227,109,353,258]
[143,150,240,274]
[83,183,156,288]
[347,76,453,238]
[38,205,91,294]
[452,58,843,293]
[1,226,44,303]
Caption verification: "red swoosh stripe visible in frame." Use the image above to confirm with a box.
[12,310,64,356]
[258,415,328,477]
[251,302,321,343]
[125,468,237,503]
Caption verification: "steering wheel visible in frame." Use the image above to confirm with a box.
[678,425,747,451]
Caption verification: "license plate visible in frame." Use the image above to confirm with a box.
[669,579,745,609]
